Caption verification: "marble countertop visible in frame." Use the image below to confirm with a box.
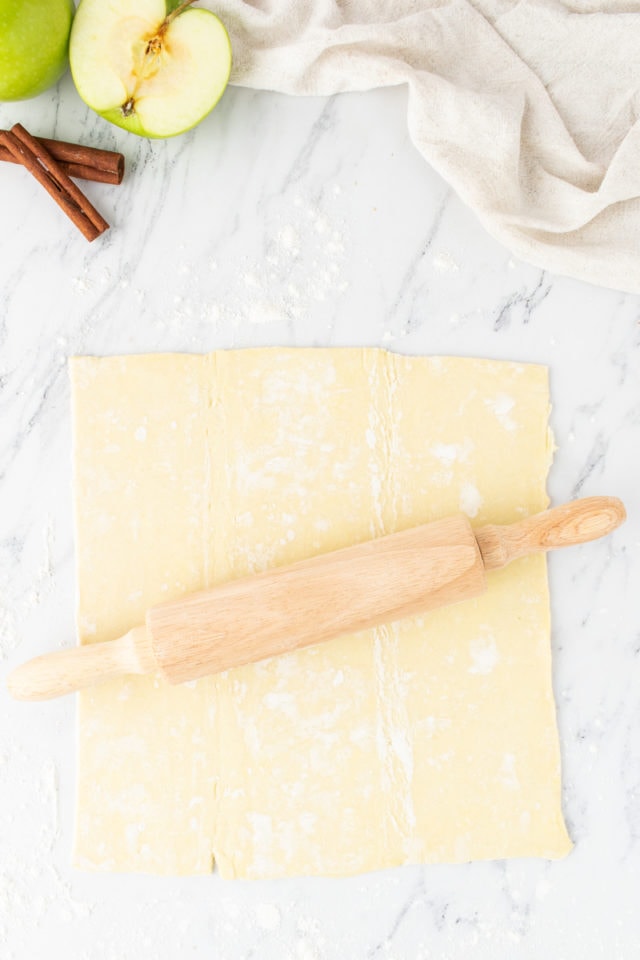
[0,69,638,960]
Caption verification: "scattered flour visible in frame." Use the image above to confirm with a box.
[430,439,474,467]
[484,394,516,431]
[164,191,350,334]
[432,250,460,274]
[459,482,483,519]
[468,635,499,675]
[0,518,55,661]
[255,902,282,931]
[499,753,520,790]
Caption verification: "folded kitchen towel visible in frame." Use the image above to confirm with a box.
[213,0,640,294]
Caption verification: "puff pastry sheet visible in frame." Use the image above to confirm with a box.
[71,349,571,877]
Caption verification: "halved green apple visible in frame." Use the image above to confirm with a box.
[69,0,232,138]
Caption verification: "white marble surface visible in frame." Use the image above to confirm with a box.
[0,67,639,960]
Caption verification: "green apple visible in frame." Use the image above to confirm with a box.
[69,0,232,138]
[0,0,74,101]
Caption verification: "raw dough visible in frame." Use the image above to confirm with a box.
[71,349,571,877]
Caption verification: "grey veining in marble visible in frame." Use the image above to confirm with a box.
[0,70,638,960]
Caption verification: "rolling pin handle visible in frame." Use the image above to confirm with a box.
[6,626,153,702]
[475,496,626,571]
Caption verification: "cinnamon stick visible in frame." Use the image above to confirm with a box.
[0,123,109,242]
[0,133,124,185]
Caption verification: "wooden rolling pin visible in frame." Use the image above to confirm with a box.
[7,496,625,702]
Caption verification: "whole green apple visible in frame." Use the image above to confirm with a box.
[70,0,232,138]
[0,0,74,101]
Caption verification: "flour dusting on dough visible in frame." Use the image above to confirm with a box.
[459,482,483,518]
[247,813,277,877]
[469,635,499,675]
[484,394,516,431]
[430,439,474,466]
[263,692,298,720]
[500,753,520,790]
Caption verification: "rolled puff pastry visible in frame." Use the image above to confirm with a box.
[71,349,571,877]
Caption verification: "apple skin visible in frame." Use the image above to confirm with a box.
[0,0,74,101]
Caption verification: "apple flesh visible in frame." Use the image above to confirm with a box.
[69,0,232,138]
[0,0,74,101]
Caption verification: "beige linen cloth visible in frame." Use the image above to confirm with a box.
[214,0,640,294]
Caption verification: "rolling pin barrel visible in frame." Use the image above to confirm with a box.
[148,514,486,684]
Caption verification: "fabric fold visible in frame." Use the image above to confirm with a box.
[214,0,640,293]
